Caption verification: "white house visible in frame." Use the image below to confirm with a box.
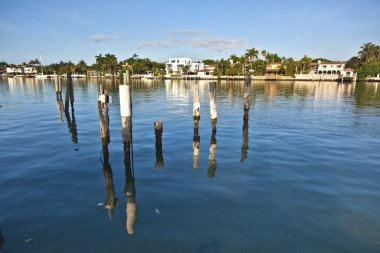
[197,65,216,78]
[165,58,204,75]
[6,66,37,74]
[311,61,346,75]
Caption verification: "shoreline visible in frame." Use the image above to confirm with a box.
[1,75,379,82]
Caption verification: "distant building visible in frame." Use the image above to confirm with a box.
[311,61,346,75]
[6,66,37,74]
[266,62,285,75]
[197,65,216,78]
[165,58,204,75]
[87,70,101,77]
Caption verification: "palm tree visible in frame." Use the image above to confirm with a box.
[261,50,268,60]
[261,50,268,75]
[245,48,259,73]
[358,42,376,62]
[229,54,240,64]
[300,55,312,73]
[95,54,104,73]
[245,48,259,62]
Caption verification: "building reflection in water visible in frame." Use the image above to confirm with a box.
[64,74,78,144]
[207,132,217,177]
[241,75,251,162]
[98,85,117,220]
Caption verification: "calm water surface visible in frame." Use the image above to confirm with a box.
[0,78,380,253]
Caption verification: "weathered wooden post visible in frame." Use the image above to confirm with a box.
[193,82,200,129]
[241,74,250,162]
[98,82,116,220]
[64,73,74,113]
[55,77,63,120]
[193,127,200,169]
[98,85,110,147]
[119,68,136,235]
[64,73,78,144]
[55,76,62,100]
[243,73,251,121]
[207,132,217,177]
[209,82,217,132]
[154,121,164,168]
[120,71,132,146]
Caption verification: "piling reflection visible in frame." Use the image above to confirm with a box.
[101,146,117,220]
[207,132,217,177]
[98,85,117,220]
[241,75,251,162]
[124,143,136,235]
[64,74,78,144]
[193,127,200,170]
[0,229,4,250]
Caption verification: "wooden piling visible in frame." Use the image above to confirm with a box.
[55,77,63,120]
[243,73,251,121]
[120,84,132,145]
[119,70,136,234]
[193,82,200,129]
[207,132,217,177]
[64,74,78,144]
[55,76,62,100]
[64,73,74,113]
[154,121,164,168]
[98,86,110,148]
[209,82,217,132]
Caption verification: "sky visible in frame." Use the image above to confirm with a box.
[0,0,379,64]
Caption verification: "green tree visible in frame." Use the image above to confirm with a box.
[203,59,217,65]
[300,55,312,73]
[75,59,88,74]
[358,42,378,62]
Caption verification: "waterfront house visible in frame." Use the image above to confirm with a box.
[311,60,346,75]
[6,66,37,75]
[266,62,285,75]
[197,65,216,78]
[165,58,204,76]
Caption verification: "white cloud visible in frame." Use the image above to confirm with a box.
[88,34,119,42]
[191,37,249,52]
[136,39,179,49]
[167,29,207,36]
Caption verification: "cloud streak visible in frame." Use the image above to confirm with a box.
[191,37,249,51]
[136,39,178,49]
[88,34,119,42]
[167,29,207,36]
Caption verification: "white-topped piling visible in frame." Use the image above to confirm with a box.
[209,82,217,132]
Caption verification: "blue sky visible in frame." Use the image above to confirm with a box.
[0,0,379,64]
